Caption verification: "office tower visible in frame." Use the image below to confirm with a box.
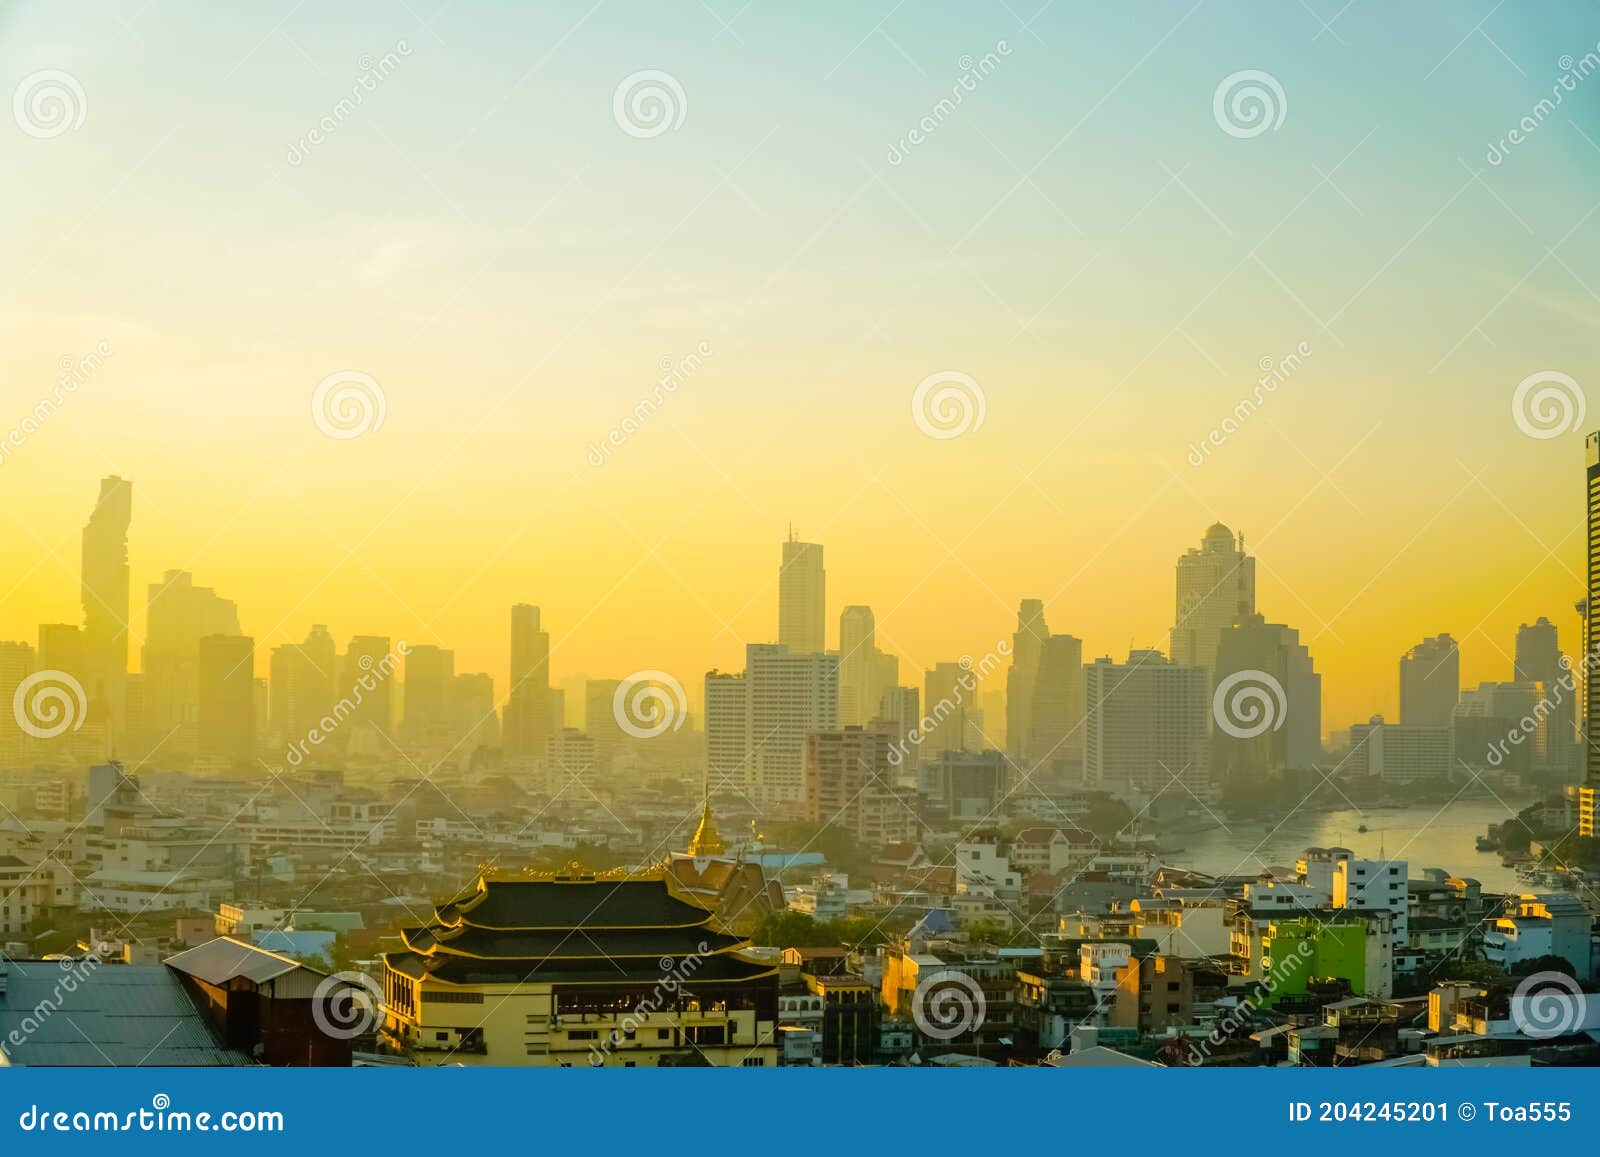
[197,634,256,762]
[504,604,551,759]
[1211,613,1322,780]
[1006,598,1048,762]
[837,605,896,728]
[403,645,455,745]
[922,661,986,755]
[1399,634,1460,726]
[803,727,911,843]
[37,623,86,687]
[1454,681,1546,773]
[778,530,825,654]
[140,570,241,750]
[1171,523,1256,675]
[0,642,35,755]
[1084,650,1211,800]
[80,476,131,740]
[1028,633,1085,776]
[340,635,396,749]
[269,624,337,741]
[583,678,624,774]
[1515,616,1574,767]
[451,672,499,753]
[703,644,837,803]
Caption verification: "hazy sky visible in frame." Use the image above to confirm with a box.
[3,0,1598,732]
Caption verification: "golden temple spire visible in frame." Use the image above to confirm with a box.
[687,798,725,857]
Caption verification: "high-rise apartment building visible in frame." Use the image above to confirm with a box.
[803,727,911,844]
[1171,523,1255,676]
[140,570,241,752]
[1084,650,1211,799]
[1399,634,1460,726]
[922,660,987,755]
[80,476,131,741]
[403,645,456,747]
[837,606,896,727]
[340,635,397,751]
[0,641,35,756]
[451,672,499,754]
[778,531,825,654]
[1028,633,1085,776]
[1515,616,1574,768]
[704,644,837,803]
[1212,613,1322,779]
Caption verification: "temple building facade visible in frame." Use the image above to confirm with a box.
[381,874,779,1066]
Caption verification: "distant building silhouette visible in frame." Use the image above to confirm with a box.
[837,605,896,727]
[1399,634,1459,727]
[197,634,255,763]
[705,643,837,803]
[778,530,825,654]
[81,476,131,741]
[1171,522,1255,677]
[503,604,552,759]
[140,570,240,755]
[1085,649,1210,802]
[270,624,336,743]
[1515,616,1574,769]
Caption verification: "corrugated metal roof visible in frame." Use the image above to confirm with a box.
[163,937,302,985]
[0,963,251,1067]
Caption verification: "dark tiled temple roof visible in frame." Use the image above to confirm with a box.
[384,949,777,987]
[436,877,715,930]
[403,924,744,959]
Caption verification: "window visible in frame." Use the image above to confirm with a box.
[567,1030,599,1041]
[657,1028,671,1039]
[741,1057,765,1066]
[436,1031,449,1041]
[623,1061,636,1068]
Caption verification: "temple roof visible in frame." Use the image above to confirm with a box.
[435,876,716,931]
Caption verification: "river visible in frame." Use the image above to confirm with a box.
[1160,796,1541,891]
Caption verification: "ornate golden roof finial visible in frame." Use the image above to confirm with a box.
[687,799,725,857]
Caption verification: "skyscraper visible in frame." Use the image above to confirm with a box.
[1399,634,1460,727]
[778,530,825,654]
[340,635,397,751]
[837,605,897,728]
[140,570,241,753]
[1515,616,1574,768]
[1084,649,1211,800]
[451,672,499,754]
[1212,613,1322,780]
[269,624,336,742]
[1006,598,1048,763]
[704,643,838,803]
[922,660,986,755]
[1028,633,1085,777]
[1171,523,1256,676]
[403,645,456,746]
[197,634,255,763]
[504,604,551,759]
[0,641,35,757]
[80,476,131,740]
